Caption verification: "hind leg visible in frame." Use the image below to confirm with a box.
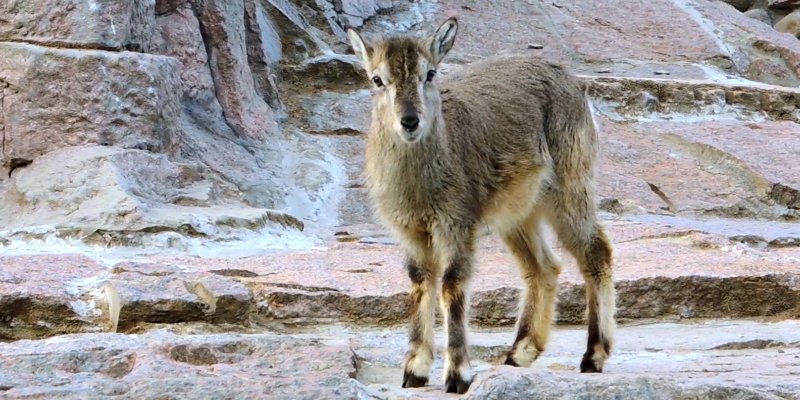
[547,191,615,373]
[500,212,561,367]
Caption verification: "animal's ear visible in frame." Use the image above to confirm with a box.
[347,28,371,70]
[428,18,458,65]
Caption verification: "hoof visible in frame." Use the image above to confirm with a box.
[402,371,428,388]
[444,371,472,394]
[579,355,603,373]
[503,354,520,367]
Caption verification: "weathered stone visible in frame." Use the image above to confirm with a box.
[768,0,800,9]
[774,9,800,37]
[597,118,800,220]
[0,321,797,398]
[290,89,370,135]
[354,321,800,397]
[150,5,304,218]
[0,0,155,51]
[0,255,112,340]
[194,0,280,139]
[0,43,181,167]
[330,0,393,28]
[156,0,189,15]
[245,0,283,109]
[152,4,221,109]
[461,369,793,399]
[260,0,331,63]
[41,259,251,331]
[428,0,730,72]
[690,0,800,86]
[744,8,774,25]
[283,53,366,93]
[257,129,350,226]
[586,75,800,121]
[237,220,800,325]
[0,330,363,399]
[0,146,303,246]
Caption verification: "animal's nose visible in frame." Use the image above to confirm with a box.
[401,114,420,132]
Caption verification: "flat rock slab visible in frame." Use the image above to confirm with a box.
[597,118,800,220]
[418,0,726,67]
[0,320,797,399]
[0,254,112,340]
[0,330,363,399]
[152,215,800,325]
[585,75,800,121]
[388,0,800,86]
[351,319,800,398]
[3,215,798,338]
[0,256,256,340]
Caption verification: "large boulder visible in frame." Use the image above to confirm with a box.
[0,255,114,340]
[0,0,156,51]
[0,42,181,168]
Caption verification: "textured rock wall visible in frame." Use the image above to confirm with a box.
[2,0,800,249]
[0,0,397,248]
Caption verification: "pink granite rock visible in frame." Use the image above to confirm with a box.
[0,43,181,168]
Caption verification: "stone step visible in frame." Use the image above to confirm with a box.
[0,320,798,399]
[2,217,799,340]
[584,74,800,122]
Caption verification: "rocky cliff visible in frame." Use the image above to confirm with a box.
[0,0,389,251]
[1,0,800,398]
[1,0,799,250]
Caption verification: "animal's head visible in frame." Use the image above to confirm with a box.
[347,18,458,143]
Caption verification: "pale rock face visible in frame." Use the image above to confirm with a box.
[774,9,800,37]
[0,0,156,50]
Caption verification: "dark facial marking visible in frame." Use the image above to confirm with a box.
[385,38,421,85]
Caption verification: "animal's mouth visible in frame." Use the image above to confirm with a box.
[396,119,427,143]
[398,131,423,143]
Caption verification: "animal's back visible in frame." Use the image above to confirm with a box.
[438,54,597,222]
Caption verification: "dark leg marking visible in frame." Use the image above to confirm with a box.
[402,255,435,387]
[442,258,473,394]
[579,230,614,373]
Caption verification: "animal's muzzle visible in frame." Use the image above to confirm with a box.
[400,104,420,132]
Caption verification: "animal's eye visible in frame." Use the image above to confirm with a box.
[426,70,436,82]
[372,76,384,87]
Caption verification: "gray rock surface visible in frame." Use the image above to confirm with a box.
[0,321,798,399]
[0,330,364,399]
[2,0,800,397]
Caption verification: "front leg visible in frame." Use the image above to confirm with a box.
[441,251,475,394]
[402,256,437,388]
